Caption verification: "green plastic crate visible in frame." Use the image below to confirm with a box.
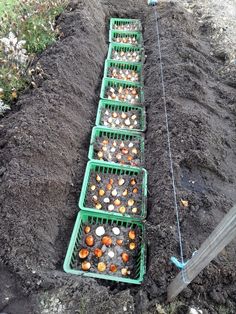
[109,30,143,46]
[104,59,143,84]
[107,43,144,64]
[63,211,146,284]
[110,18,142,32]
[100,78,144,105]
[88,126,145,166]
[96,99,146,132]
[79,160,148,220]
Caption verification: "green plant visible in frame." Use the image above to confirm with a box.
[217,305,232,314]
[0,0,68,112]
[155,301,186,314]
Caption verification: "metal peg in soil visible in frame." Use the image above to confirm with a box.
[76,222,141,278]
[108,67,140,82]
[101,108,140,130]
[106,86,140,104]
[112,49,141,63]
[87,172,142,216]
[93,137,141,166]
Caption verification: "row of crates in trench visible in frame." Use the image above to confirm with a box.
[64,18,148,284]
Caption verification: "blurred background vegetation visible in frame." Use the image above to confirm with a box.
[0,0,68,114]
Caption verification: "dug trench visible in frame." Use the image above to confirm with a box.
[0,0,236,313]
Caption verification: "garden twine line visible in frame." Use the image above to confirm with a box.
[153,6,190,284]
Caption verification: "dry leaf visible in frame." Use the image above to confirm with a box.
[181,199,189,207]
[11,91,17,99]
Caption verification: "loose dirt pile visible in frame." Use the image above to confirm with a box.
[179,0,236,63]
[0,0,235,313]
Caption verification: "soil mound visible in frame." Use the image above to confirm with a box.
[0,1,235,313]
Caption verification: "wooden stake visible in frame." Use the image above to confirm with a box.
[167,205,236,302]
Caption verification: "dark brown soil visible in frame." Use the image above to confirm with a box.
[0,0,236,313]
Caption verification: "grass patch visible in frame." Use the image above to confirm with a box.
[0,0,18,17]
[0,0,68,114]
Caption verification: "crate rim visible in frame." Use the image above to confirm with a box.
[88,126,145,165]
[100,77,144,105]
[107,42,145,64]
[63,211,146,284]
[78,160,148,220]
[95,99,147,132]
[103,59,143,85]
[109,29,143,36]
[109,30,143,46]
[104,58,143,66]
[110,18,142,32]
